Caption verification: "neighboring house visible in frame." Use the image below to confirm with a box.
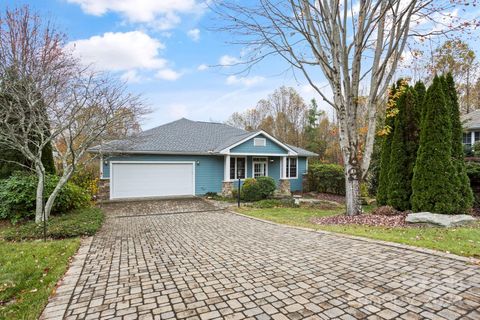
[89,118,317,200]
[462,110,480,148]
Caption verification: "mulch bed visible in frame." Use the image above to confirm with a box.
[312,212,408,228]
[471,207,480,217]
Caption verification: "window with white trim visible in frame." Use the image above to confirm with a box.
[254,137,266,147]
[229,157,246,180]
[285,157,297,178]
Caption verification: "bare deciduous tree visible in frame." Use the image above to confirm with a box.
[214,0,477,215]
[227,86,309,146]
[0,7,146,222]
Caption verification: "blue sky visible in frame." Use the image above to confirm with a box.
[1,1,478,130]
[1,0,328,130]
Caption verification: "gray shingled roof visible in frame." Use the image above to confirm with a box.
[89,118,317,157]
[461,110,480,130]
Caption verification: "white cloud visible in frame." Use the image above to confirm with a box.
[66,31,166,71]
[156,68,182,81]
[68,31,182,81]
[226,75,265,86]
[120,70,142,83]
[67,0,204,29]
[187,28,200,41]
[219,55,240,66]
[197,64,208,71]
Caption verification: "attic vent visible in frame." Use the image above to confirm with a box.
[254,138,266,147]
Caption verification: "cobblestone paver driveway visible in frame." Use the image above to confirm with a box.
[42,199,480,320]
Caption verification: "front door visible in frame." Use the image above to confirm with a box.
[253,157,268,178]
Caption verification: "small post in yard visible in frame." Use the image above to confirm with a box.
[237,177,241,208]
[42,174,47,242]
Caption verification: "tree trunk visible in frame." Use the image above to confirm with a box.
[44,169,73,220]
[345,161,362,216]
[35,165,45,223]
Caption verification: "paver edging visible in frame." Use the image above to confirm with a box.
[229,210,480,265]
[39,236,93,320]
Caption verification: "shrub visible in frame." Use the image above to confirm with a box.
[3,207,103,241]
[69,164,99,199]
[241,177,276,201]
[0,172,90,223]
[307,163,345,195]
[256,176,276,197]
[473,141,480,157]
[371,205,401,216]
[466,162,480,184]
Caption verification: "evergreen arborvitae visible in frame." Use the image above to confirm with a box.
[411,76,459,214]
[376,85,397,206]
[387,87,416,211]
[444,73,473,212]
[414,81,426,126]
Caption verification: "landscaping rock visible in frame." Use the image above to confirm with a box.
[406,212,476,227]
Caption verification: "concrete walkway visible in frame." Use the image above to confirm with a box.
[41,199,480,320]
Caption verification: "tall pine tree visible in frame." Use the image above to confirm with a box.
[444,73,473,213]
[411,76,459,214]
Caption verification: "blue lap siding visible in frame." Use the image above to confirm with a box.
[230,134,289,154]
[102,154,308,194]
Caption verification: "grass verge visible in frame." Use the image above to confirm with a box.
[236,207,480,258]
[0,206,104,319]
[0,238,80,319]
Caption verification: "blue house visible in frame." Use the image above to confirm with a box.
[90,118,317,200]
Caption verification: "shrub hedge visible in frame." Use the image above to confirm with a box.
[306,163,345,195]
[0,172,90,223]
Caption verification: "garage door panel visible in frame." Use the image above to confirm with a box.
[111,162,194,199]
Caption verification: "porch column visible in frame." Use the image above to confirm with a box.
[281,156,287,179]
[472,131,476,145]
[224,155,230,181]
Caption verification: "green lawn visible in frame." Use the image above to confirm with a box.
[0,239,80,319]
[0,207,104,319]
[236,207,480,258]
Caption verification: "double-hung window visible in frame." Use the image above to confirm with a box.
[230,157,246,180]
[463,132,472,146]
[285,157,297,179]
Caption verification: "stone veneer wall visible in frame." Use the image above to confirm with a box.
[222,181,234,197]
[97,179,110,201]
[278,179,291,195]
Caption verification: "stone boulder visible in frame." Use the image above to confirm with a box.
[406,212,476,227]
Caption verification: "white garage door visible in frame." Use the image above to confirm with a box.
[110,162,195,199]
